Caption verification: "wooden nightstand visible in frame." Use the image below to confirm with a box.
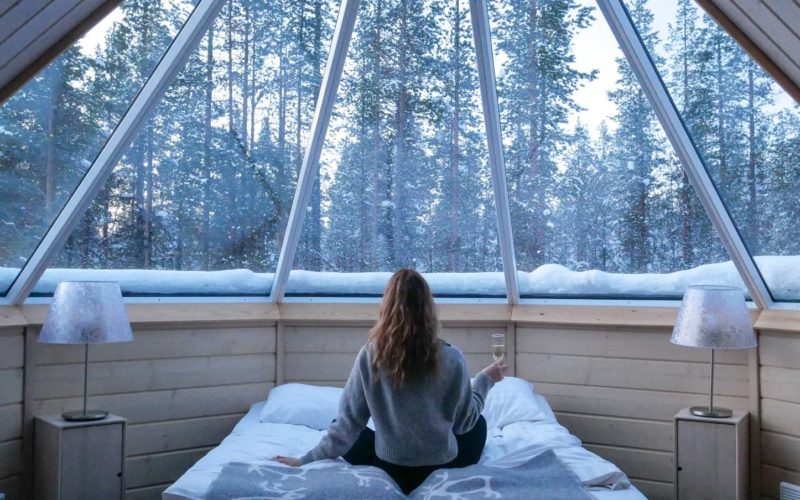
[34,414,126,500]
[674,408,748,500]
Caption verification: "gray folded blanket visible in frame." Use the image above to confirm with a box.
[205,449,593,499]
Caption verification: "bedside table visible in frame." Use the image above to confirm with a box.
[34,414,126,500]
[674,408,748,500]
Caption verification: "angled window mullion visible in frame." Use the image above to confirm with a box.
[595,0,773,309]
[5,0,227,306]
[469,0,520,304]
[270,0,361,303]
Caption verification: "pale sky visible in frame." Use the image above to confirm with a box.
[570,0,676,138]
[78,0,191,56]
[76,0,790,147]
[78,7,122,56]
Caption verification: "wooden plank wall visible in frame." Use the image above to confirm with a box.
[6,305,800,500]
[25,324,277,500]
[0,0,118,103]
[284,324,512,387]
[704,0,800,102]
[759,330,800,499]
[0,327,24,499]
[516,324,751,500]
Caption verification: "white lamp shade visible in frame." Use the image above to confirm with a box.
[671,285,756,349]
[39,282,133,344]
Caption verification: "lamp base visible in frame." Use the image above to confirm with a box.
[62,410,109,421]
[690,406,733,418]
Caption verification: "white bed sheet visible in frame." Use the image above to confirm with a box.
[164,397,646,500]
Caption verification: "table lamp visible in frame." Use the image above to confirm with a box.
[671,285,756,418]
[39,282,133,421]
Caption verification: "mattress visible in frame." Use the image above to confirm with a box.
[164,395,646,499]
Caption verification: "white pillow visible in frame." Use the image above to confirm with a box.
[260,378,543,431]
[481,376,546,429]
[259,383,342,429]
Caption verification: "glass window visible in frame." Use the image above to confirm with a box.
[492,0,744,299]
[628,0,800,301]
[287,0,505,298]
[0,1,196,296]
[34,0,336,297]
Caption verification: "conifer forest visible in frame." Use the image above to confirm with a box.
[0,0,798,295]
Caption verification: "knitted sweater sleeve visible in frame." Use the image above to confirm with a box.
[452,355,494,435]
[300,346,370,465]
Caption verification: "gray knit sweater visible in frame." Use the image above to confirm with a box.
[300,342,494,467]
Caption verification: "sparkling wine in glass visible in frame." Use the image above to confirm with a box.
[491,333,506,363]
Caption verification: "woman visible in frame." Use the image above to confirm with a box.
[273,268,508,494]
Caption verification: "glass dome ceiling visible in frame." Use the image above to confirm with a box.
[0,0,797,306]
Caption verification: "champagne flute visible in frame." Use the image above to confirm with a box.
[490,333,506,363]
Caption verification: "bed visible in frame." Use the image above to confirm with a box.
[164,379,646,499]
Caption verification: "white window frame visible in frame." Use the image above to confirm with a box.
[1,0,787,310]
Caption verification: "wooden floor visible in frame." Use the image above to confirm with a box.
[0,304,797,500]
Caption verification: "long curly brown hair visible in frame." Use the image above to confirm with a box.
[369,268,441,388]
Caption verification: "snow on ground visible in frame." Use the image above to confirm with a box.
[0,268,274,296]
[517,261,747,297]
[0,255,798,300]
[285,270,507,296]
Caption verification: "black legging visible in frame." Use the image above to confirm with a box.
[342,415,488,495]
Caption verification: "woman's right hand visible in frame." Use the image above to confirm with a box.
[481,360,509,383]
[272,455,301,467]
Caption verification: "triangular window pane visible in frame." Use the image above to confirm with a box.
[492,0,744,299]
[0,1,197,296]
[34,0,336,297]
[628,0,800,302]
[287,0,505,298]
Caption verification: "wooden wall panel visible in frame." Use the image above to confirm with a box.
[31,382,271,425]
[0,441,22,485]
[0,327,24,500]
[0,369,22,407]
[0,405,21,444]
[630,478,673,500]
[32,355,273,398]
[518,325,751,500]
[0,0,120,103]
[31,327,275,364]
[516,325,748,363]
[518,353,747,396]
[0,0,108,82]
[760,366,800,402]
[0,0,52,40]
[26,324,277,499]
[556,413,673,451]
[283,325,506,385]
[0,475,22,500]
[759,329,800,367]
[584,444,674,482]
[126,483,175,500]
[1,0,80,67]
[126,414,242,457]
[729,0,800,71]
[700,0,800,102]
[759,330,800,499]
[0,334,24,369]
[126,447,214,489]
[762,465,800,499]
[5,304,797,500]
[535,383,748,422]
[283,325,369,385]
